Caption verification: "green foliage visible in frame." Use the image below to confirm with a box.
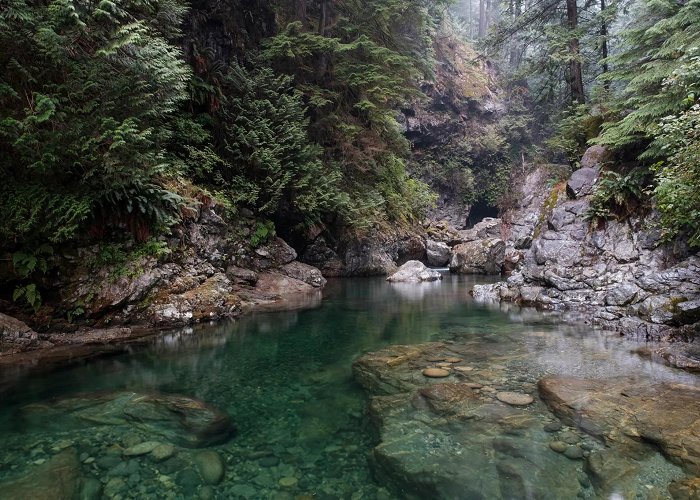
[250,220,276,248]
[0,0,192,249]
[545,104,603,164]
[586,168,650,224]
[594,0,700,156]
[653,98,700,245]
[210,65,348,225]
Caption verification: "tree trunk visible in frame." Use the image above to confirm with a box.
[600,0,609,86]
[509,0,522,67]
[479,0,487,37]
[566,0,585,103]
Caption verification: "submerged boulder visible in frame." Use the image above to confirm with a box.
[538,376,700,475]
[353,342,581,500]
[20,391,235,448]
[0,449,81,500]
[449,238,505,274]
[386,260,442,283]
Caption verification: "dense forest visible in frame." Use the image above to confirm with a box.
[1,0,698,312]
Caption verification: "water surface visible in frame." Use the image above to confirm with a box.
[0,274,696,498]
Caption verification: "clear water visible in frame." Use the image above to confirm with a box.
[0,274,696,499]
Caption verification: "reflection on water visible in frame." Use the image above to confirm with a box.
[0,273,695,499]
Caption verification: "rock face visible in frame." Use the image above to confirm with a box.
[539,376,700,479]
[20,391,235,448]
[352,342,582,500]
[386,260,442,283]
[301,228,427,277]
[474,150,700,341]
[449,238,505,274]
[1,203,328,357]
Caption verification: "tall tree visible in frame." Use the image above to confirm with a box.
[566,0,585,103]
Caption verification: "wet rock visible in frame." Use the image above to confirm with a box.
[278,476,298,488]
[422,367,450,378]
[177,467,201,496]
[549,441,568,453]
[123,441,160,456]
[150,443,176,462]
[229,484,258,498]
[354,342,581,500]
[79,477,103,500]
[539,376,700,474]
[104,477,127,498]
[258,455,279,467]
[426,240,451,267]
[495,392,534,406]
[0,449,80,499]
[21,391,235,448]
[450,238,505,275]
[387,260,442,283]
[193,450,225,485]
[543,422,562,433]
[564,446,584,460]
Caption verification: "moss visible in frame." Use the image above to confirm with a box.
[666,296,689,313]
[534,183,562,239]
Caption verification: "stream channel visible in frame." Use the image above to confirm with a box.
[0,273,697,499]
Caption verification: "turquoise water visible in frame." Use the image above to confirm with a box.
[0,274,696,499]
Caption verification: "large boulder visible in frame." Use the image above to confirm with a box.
[566,167,599,199]
[20,391,235,448]
[386,260,442,283]
[426,240,452,267]
[0,313,39,353]
[579,144,612,169]
[449,238,505,274]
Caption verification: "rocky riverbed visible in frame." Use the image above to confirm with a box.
[353,332,699,499]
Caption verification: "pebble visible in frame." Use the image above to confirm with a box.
[496,392,534,406]
[123,441,160,457]
[549,441,568,453]
[194,450,225,485]
[445,357,462,363]
[422,368,450,378]
[454,366,474,372]
[279,476,298,488]
[560,431,579,445]
[150,443,176,462]
[258,456,280,467]
[543,422,562,433]
[464,382,483,389]
[436,362,452,368]
[426,356,446,362]
[564,446,584,460]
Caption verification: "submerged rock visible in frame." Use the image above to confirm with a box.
[353,342,581,499]
[20,391,235,448]
[387,260,442,283]
[538,376,700,474]
[0,449,80,499]
[496,391,534,406]
[193,450,225,485]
